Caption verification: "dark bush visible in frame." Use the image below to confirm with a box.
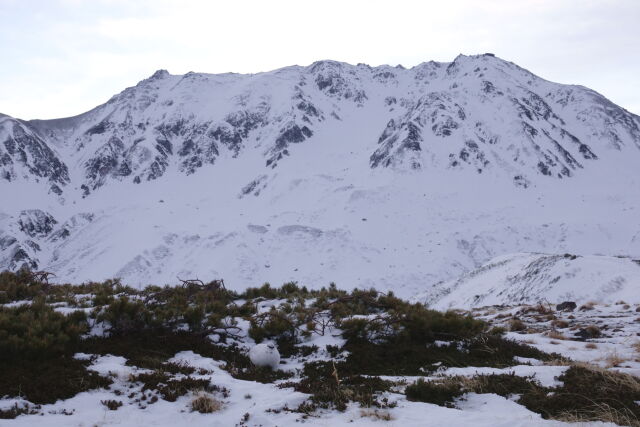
[249,308,296,343]
[0,269,41,303]
[405,378,463,407]
[519,365,640,422]
[282,361,393,411]
[131,371,211,402]
[0,403,40,419]
[469,372,541,396]
[101,399,123,410]
[95,296,157,334]
[0,299,87,360]
[0,357,112,404]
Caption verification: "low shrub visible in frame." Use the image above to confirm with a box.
[0,357,112,404]
[281,361,394,412]
[405,365,640,426]
[0,298,87,360]
[0,403,40,419]
[95,296,158,335]
[131,371,213,402]
[520,365,640,424]
[0,269,40,303]
[467,372,541,396]
[405,377,463,407]
[101,399,123,410]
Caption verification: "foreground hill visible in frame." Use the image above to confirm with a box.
[424,253,640,309]
[1,273,639,426]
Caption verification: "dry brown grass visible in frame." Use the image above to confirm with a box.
[360,409,394,421]
[603,367,640,393]
[552,403,640,427]
[583,325,602,338]
[633,341,640,355]
[509,318,526,332]
[602,352,627,368]
[546,330,567,340]
[558,361,640,391]
[417,363,640,425]
[579,301,597,311]
[550,363,640,426]
[537,303,554,314]
[529,303,554,315]
[543,357,573,366]
[518,303,553,316]
[551,319,569,329]
[585,342,598,349]
[190,393,223,413]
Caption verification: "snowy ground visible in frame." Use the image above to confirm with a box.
[473,301,640,376]
[2,300,638,427]
[0,353,575,427]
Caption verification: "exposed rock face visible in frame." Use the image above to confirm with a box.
[18,210,57,238]
[369,55,622,179]
[0,114,68,193]
[3,54,639,196]
[0,230,40,272]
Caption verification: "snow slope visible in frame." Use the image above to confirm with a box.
[427,253,640,310]
[1,54,639,299]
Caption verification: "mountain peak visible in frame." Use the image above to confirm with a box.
[149,69,170,80]
[307,60,350,74]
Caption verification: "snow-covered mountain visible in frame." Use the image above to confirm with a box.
[1,53,639,298]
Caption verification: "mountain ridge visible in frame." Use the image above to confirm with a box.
[3,53,639,197]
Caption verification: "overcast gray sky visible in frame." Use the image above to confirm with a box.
[1,0,638,119]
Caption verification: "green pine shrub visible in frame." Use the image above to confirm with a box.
[95,296,158,334]
[0,298,87,360]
